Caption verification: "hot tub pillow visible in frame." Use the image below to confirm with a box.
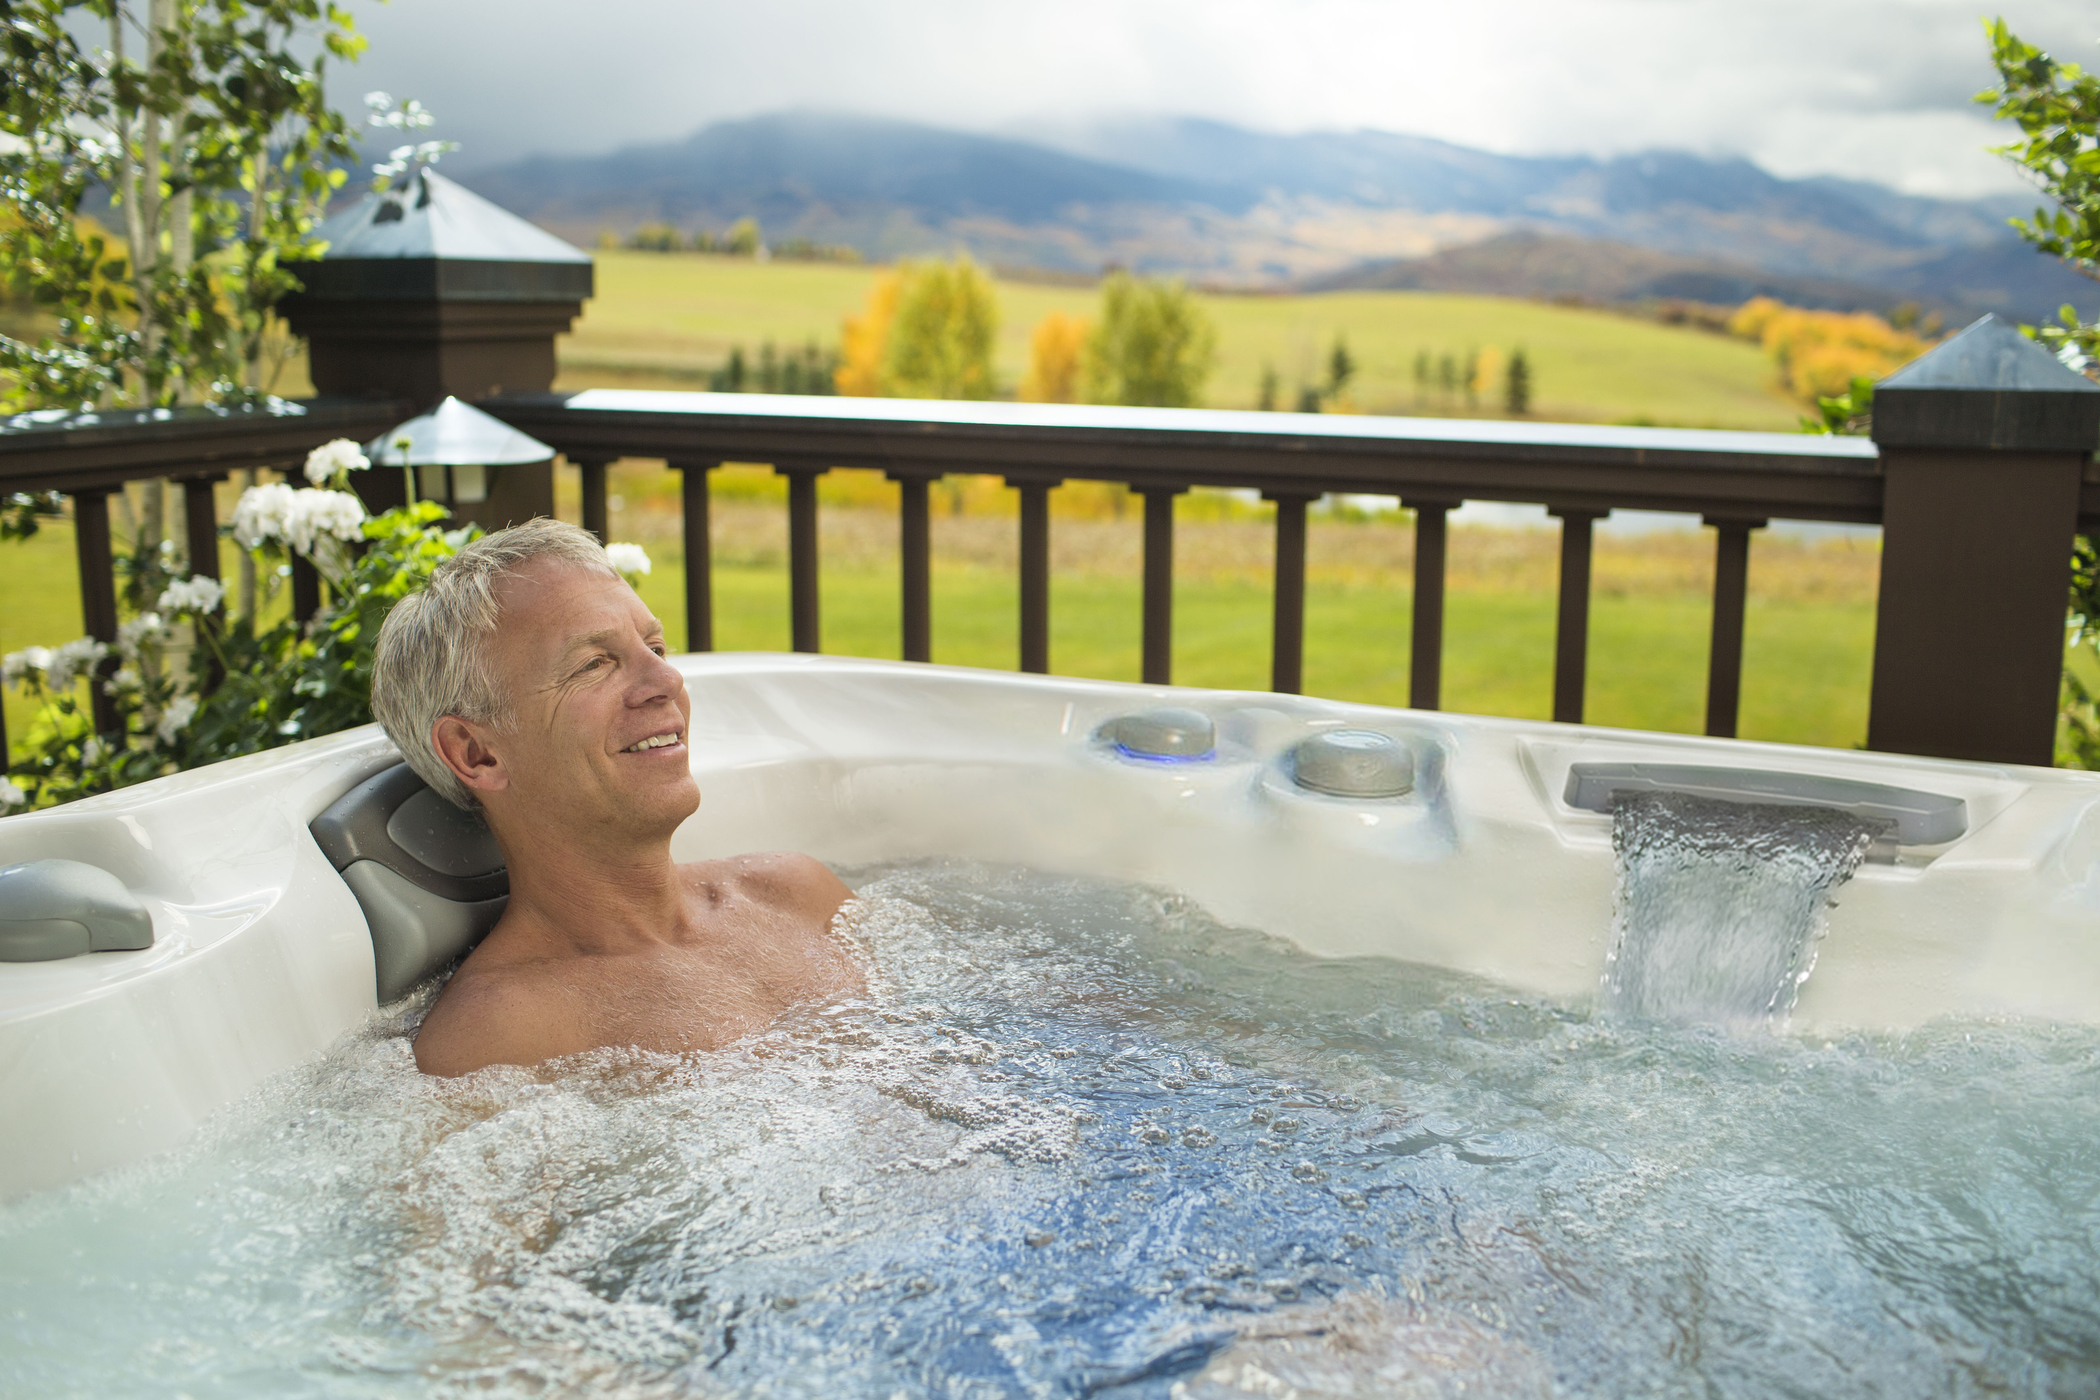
[309,762,509,1003]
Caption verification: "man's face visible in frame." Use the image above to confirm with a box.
[478,557,699,842]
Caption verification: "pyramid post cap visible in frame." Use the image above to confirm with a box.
[1878,314,2098,395]
[1872,314,2100,452]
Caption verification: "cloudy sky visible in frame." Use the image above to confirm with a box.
[342,0,2096,197]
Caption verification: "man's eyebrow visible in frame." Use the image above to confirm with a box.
[551,622,666,669]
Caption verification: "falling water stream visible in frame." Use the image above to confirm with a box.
[1602,791,1882,1027]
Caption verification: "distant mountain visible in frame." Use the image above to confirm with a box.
[454,111,2097,322]
[1302,230,1958,318]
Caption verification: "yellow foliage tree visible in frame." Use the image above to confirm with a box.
[884,255,999,400]
[1728,297,1931,404]
[1020,311,1089,403]
[835,270,903,397]
[1081,272,1217,408]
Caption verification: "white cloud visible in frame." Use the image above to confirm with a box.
[343,0,2100,196]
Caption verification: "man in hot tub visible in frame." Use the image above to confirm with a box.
[369,518,859,1077]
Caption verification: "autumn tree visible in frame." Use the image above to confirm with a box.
[1080,272,1216,408]
[835,269,902,396]
[883,255,998,400]
[1020,310,1087,403]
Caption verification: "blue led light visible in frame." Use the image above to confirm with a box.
[1114,743,1216,764]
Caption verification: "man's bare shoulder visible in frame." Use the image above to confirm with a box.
[681,851,853,923]
[412,952,584,1078]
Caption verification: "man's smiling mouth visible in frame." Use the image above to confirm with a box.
[622,731,683,753]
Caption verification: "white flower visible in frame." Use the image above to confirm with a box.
[155,694,197,745]
[2,645,53,687]
[290,489,367,553]
[232,483,366,555]
[115,612,168,662]
[79,736,107,766]
[107,666,142,692]
[43,637,109,691]
[232,481,298,548]
[303,437,371,486]
[0,778,25,810]
[605,542,652,578]
[158,575,225,615]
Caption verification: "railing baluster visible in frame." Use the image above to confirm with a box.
[1405,498,1456,711]
[70,487,120,734]
[1550,507,1605,724]
[578,457,611,540]
[1266,492,1313,694]
[1141,487,1182,685]
[892,473,932,663]
[180,476,221,582]
[780,466,825,653]
[179,476,226,689]
[1012,478,1055,674]
[291,556,322,623]
[675,460,713,652]
[1703,515,1765,738]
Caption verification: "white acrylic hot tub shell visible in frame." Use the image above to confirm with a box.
[5,652,2100,1199]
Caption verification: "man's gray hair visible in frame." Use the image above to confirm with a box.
[372,517,618,808]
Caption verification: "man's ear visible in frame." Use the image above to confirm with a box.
[431,715,511,798]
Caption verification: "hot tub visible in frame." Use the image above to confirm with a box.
[6,655,2100,1397]
[5,652,2099,1200]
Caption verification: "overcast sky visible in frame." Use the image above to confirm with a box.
[341,0,2097,198]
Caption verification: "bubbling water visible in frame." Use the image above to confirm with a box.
[4,860,2099,1398]
[1603,791,1881,1027]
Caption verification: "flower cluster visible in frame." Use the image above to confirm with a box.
[232,483,367,555]
[158,575,225,615]
[116,613,170,663]
[2,636,110,692]
[303,437,371,487]
[604,541,652,579]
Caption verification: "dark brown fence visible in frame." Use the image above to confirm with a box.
[5,320,2097,769]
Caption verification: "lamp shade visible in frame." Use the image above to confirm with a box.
[368,396,555,468]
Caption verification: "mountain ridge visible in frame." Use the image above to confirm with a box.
[452,110,2095,322]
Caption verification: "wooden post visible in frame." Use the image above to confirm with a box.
[779,466,826,653]
[1868,316,2100,765]
[70,488,120,735]
[675,461,713,652]
[1404,498,1456,711]
[1265,492,1313,694]
[1703,515,1764,738]
[578,458,610,541]
[1550,507,1605,724]
[1012,479,1056,674]
[892,473,933,663]
[1141,487,1183,686]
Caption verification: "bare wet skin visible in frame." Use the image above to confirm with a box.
[5,861,2100,1399]
[413,851,860,1072]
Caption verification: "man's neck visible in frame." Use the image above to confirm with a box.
[485,814,690,956]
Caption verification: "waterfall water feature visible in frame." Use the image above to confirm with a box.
[1603,791,1882,1027]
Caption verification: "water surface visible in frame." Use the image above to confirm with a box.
[4,860,2098,1397]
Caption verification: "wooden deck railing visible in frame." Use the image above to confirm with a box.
[485,390,1886,739]
[5,320,2097,769]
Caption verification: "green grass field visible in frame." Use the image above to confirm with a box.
[559,251,1802,429]
[0,260,1877,765]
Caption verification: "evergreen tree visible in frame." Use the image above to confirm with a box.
[1506,347,1533,415]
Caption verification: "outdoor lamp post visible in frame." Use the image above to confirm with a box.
[369,396,558,532]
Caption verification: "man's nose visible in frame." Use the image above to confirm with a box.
[631,646,685,704]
